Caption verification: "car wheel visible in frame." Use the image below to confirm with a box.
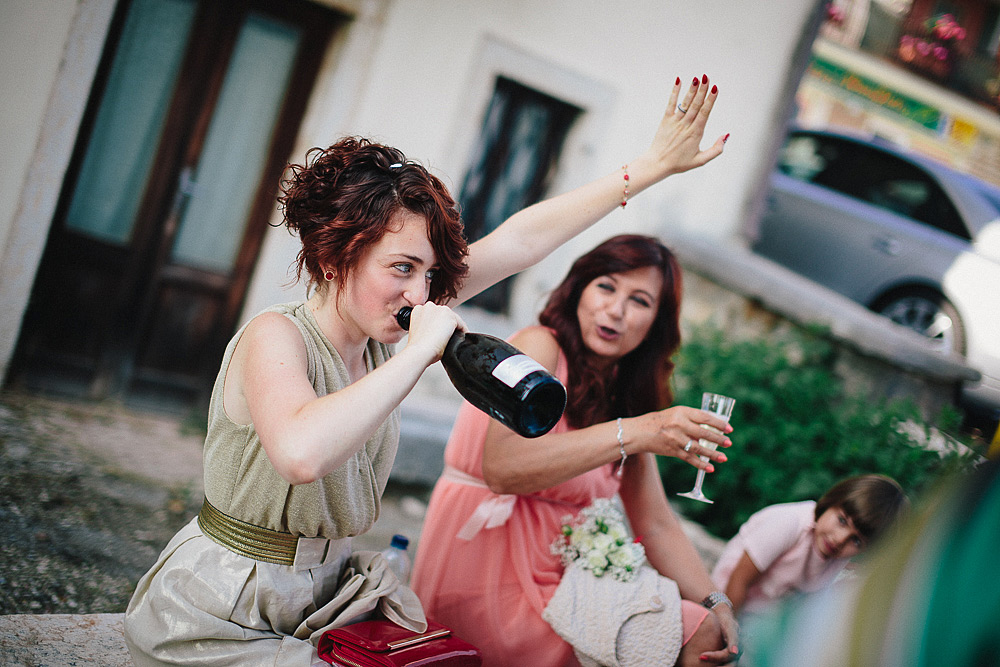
[873,288,966,356]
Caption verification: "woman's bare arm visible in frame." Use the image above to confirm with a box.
[454,77,725,305]
[481,328,731,495]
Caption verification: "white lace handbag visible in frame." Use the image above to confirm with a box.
[542,561,683,667]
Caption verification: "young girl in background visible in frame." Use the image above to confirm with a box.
[711,474,908,616]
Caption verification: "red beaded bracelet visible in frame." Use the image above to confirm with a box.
[620,164,630,208]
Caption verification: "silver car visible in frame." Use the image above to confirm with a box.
[752,127,1000,415]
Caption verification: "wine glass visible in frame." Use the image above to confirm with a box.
[676,392,735,504]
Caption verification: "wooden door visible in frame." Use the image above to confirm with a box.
[12,0,342,411]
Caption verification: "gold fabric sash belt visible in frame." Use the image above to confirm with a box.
[197,498,298,566]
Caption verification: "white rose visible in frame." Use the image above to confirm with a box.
[586,551,609,572]
[607,547,633,568]
[572,532,594,552]
[591,533,614,553]
[608,524,628,544]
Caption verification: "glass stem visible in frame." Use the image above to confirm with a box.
[692,467,707,491]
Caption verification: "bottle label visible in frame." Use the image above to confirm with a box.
[492,354,545,388]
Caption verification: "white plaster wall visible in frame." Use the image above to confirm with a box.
[242,0,823,329]
[0,0,116,381]
[0,0,821,380]
[0,0,79,254]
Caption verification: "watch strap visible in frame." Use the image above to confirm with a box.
[700,591,733,611]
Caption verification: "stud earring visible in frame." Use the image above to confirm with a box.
[324,270,334,281]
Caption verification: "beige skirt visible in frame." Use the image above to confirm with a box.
[123,517,425,667]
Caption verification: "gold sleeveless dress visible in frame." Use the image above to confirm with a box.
[124,302,423,666]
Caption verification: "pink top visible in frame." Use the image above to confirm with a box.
[411,337,620,667]
[711,501,850,614]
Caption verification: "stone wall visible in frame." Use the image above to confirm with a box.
[671,234,977,422]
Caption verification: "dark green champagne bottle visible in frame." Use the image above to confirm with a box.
[396,307,566,438]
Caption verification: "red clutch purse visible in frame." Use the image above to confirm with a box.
[317,619,483,667]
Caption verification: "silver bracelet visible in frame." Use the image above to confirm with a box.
[701,591,733,611]
[615,417,627,478]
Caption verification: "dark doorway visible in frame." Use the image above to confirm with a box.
[10,0,343,412]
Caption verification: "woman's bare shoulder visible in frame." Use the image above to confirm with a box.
[230,311,309,382]
[508,325,561,372]
[241,310,304,346]
[225,311,309,424]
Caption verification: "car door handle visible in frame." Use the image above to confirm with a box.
[873,236,901,256]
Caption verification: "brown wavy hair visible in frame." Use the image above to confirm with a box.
[538,234,683,428]
[815,474,909,542]
[276,137,469,303]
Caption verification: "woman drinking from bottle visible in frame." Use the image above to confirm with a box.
[124,76,727,666]
[411,235,740,666]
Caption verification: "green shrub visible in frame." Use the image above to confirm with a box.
[661,326,980,539]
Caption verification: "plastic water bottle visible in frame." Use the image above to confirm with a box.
[381,534,412,584]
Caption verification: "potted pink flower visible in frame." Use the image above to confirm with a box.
[898,12,967,80]
[825,2,845,26]
[927,13,967,43]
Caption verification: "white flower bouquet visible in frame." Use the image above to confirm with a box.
[551,498,646,582]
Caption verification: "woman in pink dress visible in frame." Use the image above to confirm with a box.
[411,235,741,666]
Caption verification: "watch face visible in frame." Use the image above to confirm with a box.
[702,592,732,609]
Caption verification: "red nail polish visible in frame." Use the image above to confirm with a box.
[724,133,730,143]
[701,74,708,84]
[675,76,681,86]
[692,77,699,87]
[711,84,718,94]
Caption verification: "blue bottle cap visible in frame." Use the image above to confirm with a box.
[390,534,409,550]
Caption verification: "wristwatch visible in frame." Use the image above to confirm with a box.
[700,591,733,611]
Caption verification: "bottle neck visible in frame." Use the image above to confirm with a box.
[396,306,464,348]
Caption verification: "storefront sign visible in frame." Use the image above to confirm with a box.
[808,55,942,131]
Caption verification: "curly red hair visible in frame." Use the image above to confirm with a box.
[277,137,469,303]
[539,234,683,428]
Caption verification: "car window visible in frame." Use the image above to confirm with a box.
[778,135,828,181]
[778,133,971,241]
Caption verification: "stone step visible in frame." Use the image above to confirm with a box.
[0,613,130,666]
[0,523,723,666]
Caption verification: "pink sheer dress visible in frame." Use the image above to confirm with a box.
[411,346,619,666]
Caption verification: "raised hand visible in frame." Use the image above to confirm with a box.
[640,75,728,181]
